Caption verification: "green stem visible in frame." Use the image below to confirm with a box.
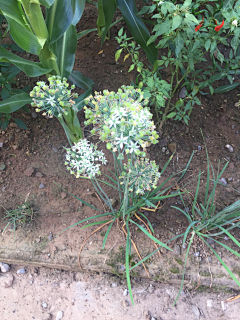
[93,177,114,212]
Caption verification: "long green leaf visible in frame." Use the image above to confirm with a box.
[0,46,52,77]
[0,0,26,26]
[0,93,32,113]
[6,16,46,55]
[68,70,94,90]
[77,28,97,40]
[116,0,157,65]
[130,220,172,251]
[102,219,115,249]
[214,82,240,94]
[46,0,75,43]
[81,220,110,229]
[39,0,55,8]
[125,221,134,305]
[53,181,103,211]
[50,24,77,79]
[72,0,86,26]
[100,0,117,45]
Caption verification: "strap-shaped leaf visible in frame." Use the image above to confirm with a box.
[50,25,77,79]
[39,0,55,8]
[72,0,86,26]
[0,93,31,113]
[68,70,94,90]
[116,0,157,65]
[6,16,46,55]
[0,0,26,26]
[46,0,80,43]
[100,0,117,45]
[0,46,52,77]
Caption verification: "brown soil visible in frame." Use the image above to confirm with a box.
[0,3,240,320]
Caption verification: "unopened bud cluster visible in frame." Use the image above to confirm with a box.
[64,139,107,179]
[83,86,159,156]
[30,76,78,118]
[119,158,160,195]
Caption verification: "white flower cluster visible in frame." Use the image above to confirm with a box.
[64,139,107,178]
[30,76,78,118]
[84,86,159,157]
[120,157,161,195]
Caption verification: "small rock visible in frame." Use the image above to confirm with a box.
[0,163,6,171]
[206,238,215,245]
[56,311,63,320]
[225,144,233,153]
[207,299,213,308]
[148,285,155,294]
[227,177,233,182]
[42,302,48,308]
[0,263,10,273]
[12,145,18,150]
[179,86,187,99]
[109,198,117,208]
[0,273,14,288]
[221,301,227,311]
[162,147,166,153]
[168,142,176,153]
[185,126,189,134]
[123,289,128,296]
[24,167,34,177]
[194,252,200,257]
[102,53,105,58]
[111,283,118,287]
[122,300,129,307]
[42,313,52,320]
[35,238,41,243]
[151,317,157,320]
[35,172,43,178]
[61,192,67,199]
[207,256,212,262]
[219,177,227,186]
[17,268,26,275]
[39,183,45,189]
[172,244,181,256]
[192,305,200,318]
[48,233,53,241]
[31,112,37,118]
[159,137,168,147]
[197,146,201,151]
[52,148,58,153]
[0,142,3,148]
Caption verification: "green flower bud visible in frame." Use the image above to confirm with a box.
[106,143,112,150]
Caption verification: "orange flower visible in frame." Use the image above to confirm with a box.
[215,20,224,32]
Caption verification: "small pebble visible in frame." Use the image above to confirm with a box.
[179,86,187,99]
[17,268,26,275]
[39,183,45,189]
[207,299,213,308]
[0,263,10,273]
[0,142,3,147]
[194,252,200,257]
[225,144,233,152]
[197,146,201,151]
[219,177,227,186]
[162,147,166,152]
[31,112,37,118]
[221,301,227,311]
[111,283,118,287]
[123,289,128,296]
[122,300,129,307]
[192,305,200,318]
[42,302,48,308]
[52,148,58,152]
[56,311,63,320]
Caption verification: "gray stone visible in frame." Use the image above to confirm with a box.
[0,263,10,273]
[207,238,215,245]
[36,172,43,178]
[122,300,129,307]
[0,163,6,171]
[172,244,181,256]
[42,313,52,320]
[0,273,14,288]
[17,268,26,275]
[219,177,227,185]
[109,198,117,208]
[179,86,187,99]
[148,285,155,294]
[31,112,37,118]
[221,301,227,311]
[52,148,58,153]
[111,283,118,287]
[207,299,213,308]
[56,311,63,320]
[192,305,200,318]
[24,167,34,177]
[225,144,233,152]
[0,142,3,148]
[123,289,128,296]
[194,252,200,257]
[39,183,45,189]
[42,302,48,308]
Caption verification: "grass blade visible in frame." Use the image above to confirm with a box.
[102,219,115,249]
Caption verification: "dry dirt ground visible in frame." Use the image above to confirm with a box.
[0,265,240,320]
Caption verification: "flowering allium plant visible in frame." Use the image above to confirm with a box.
[84,86,159,157]
[120,158,161,194]
[30,76,83,144]
[64,139,107,178]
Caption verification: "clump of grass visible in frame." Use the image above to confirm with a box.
[1,202,34,238]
